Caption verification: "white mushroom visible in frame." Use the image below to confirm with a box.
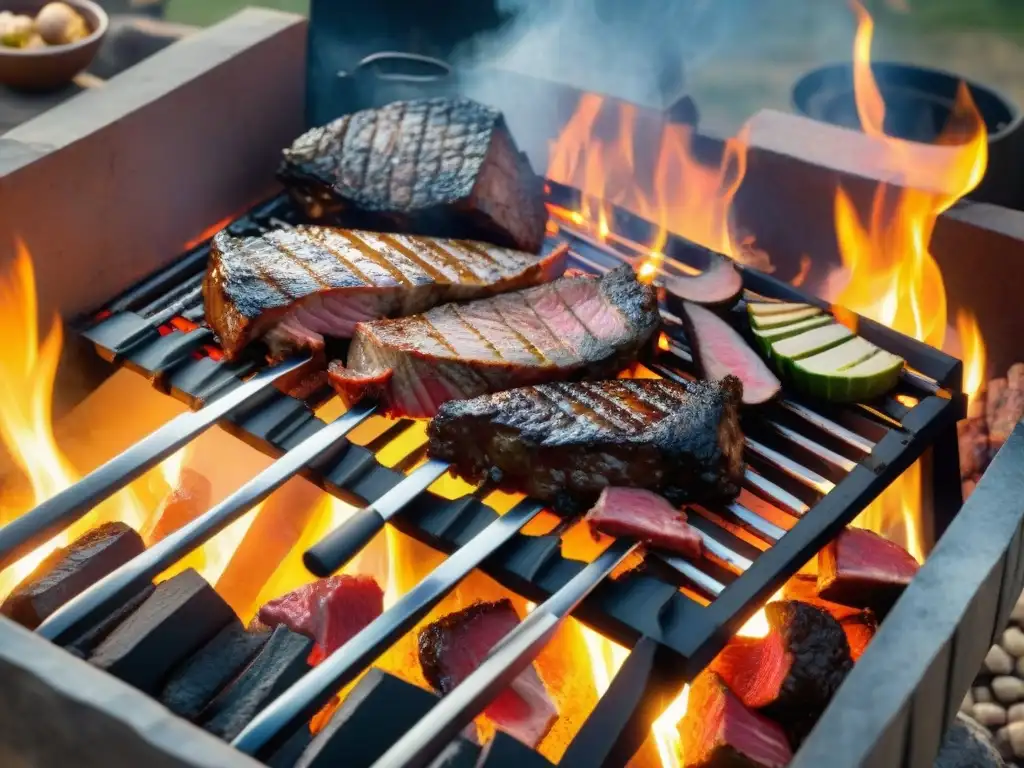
[35,2,89,45]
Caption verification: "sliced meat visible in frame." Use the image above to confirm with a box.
[279,97,548,254]
[204,225,566,361]
[256,575,384,665]
[584,486,702,559]
[428,376,744,514]
[418,599,557,749]
[142,468,212,546]
[816,527,920,617]
[328,264,659,419]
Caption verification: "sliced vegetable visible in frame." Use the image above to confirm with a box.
[747,301,813,317]
[749,306,822,330]
[663,251,743,312]
[771,323,853,376]
[752,315,832,356]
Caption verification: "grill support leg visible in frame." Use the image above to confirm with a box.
[920,420,964,550]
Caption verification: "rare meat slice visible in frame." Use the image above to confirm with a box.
[328,264,659,419]
[679,671,793,768]
[204,225,566,361]
[428,376,744,514]
[418,599,557,749]
[584,486,703,559]
[279,97,548,254]
[816,527,920,616]
[256,575,383,665]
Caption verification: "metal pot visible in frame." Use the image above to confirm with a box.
[334,51,457,114]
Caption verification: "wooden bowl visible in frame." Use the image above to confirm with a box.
[0,1,108,91]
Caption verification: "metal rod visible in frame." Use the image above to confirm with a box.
[725,500,786,543]
[35,402,377,644]
[764,420,857,473]
[779,400,875,454]
[232,499,546,759]
[743,468,808,517]
[658,553,727,596]
[370,538,638,768]
[0,356,312,571]
[744,437,834,494]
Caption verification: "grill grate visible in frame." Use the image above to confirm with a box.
[5,183,966,765]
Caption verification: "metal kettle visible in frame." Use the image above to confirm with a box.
[335,51,458,114]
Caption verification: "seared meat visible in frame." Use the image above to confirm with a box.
[203,226,566,361]
[427,376,745,514]
[418,599,557,748]
[584,486,703,559]
[816,527,920,617]
[280,97,547,254]
[328,265,659,419]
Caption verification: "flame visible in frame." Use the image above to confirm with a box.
[956,309,987,412]
[836,2,986,561]
[546,94,759,277]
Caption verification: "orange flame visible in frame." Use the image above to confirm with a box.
[956,309,987,413]
[838,2,987,560]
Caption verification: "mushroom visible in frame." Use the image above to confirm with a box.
[0,14,35,48]
[35,2,89,46]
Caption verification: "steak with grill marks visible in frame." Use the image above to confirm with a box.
[327,264,659,419]
[203,226,566,361]
[427,376,744,513]
[279,97,547,253]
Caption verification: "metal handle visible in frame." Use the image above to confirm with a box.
[338,52,453,84]
[0,356,312,571]
[303,458,450,577]
[232,499,545,758]
[35,402,377,644]
[370,538,639,768]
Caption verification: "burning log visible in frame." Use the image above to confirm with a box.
[418,599,558,749]
[782,577,878,660]
[1,521,145,630]
[988,364,1024,456]
[583,486,703,559]
[958,416,990,482]
[816,527,920,616]
[198,625,314,741]
[711,600,853,726]
[142,468,212,545]
[159,621,271,721]
[64,583,156,658]
[254,574,384,665]
[88,568,235,695]
[678,671,793,768]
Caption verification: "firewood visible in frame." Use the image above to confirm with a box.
[958,416,990,480]
[88,568,235,695]
[1,522,144,629]
[64,583,155,658]
[990,364,1024,454]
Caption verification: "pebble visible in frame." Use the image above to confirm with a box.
[976,686,995,704]
[1009,721,1024,757]
[1004,627,1024,658]
[994,676,1024,705]
[986,645,1015,675]
[962,690,976,714]
[1010,703,1024,723]
[996,726,1013,760]
[1012,595,1024,625]
[974,703,1009,728]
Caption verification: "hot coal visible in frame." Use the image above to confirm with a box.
[64,583,156,658]
[199,625,314,741]
[88,568,235,695]
[428,376,744,514]
[584,486,703,559]
[679,671,793,768]
[418,599,557,749]
[710,600,853,718]
[204,225,567,362]
[256,574,384,665]
[279,97,548,254]
[142,468,212,545]
[329,264,660,419]
[817,527,920,616]
[782,576,878,661]
[159,621,271,721]
[1,521,145,630]
[663,251,743,312]
[296,668,440,768]
[477,732,556,768]
[679,300,781,406]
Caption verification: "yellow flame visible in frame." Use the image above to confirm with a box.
[956,309,987,410]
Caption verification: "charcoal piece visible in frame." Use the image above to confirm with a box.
[159,621,270,721]
[296,668,439,768]
[199,625,313,741]
[935,713,1005,768]
[782,576,878,660]
[477,732,555,768]
[88,568,235,695]
[64,583,156,658]
[266,726,315,768]
[427,738,481,768]
[1,522,145,630]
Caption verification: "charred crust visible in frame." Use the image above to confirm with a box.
[416,599,515,694]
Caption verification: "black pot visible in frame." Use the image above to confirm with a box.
[334,51,458,114]
[792,62,1024,210]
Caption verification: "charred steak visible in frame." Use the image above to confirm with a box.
[327,264,659,419]
[279,97,547,254]
[427,376,745,513]
[203,226,566,361]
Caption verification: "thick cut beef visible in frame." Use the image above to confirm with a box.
[816,527,920,616]
[584,486,703,559]
[256,575,384,665]
[329,265,659,419]
[279,97,547,254]
[428,376,744,513]
[204,225,566,361]
[418,599,557,749]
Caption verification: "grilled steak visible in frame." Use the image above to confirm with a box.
[418,599,557,748]
[584,486,703,559]
[328,265,659,419]
[280,97,547,254]
[203,226,566,361]
[427,376,744,513]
